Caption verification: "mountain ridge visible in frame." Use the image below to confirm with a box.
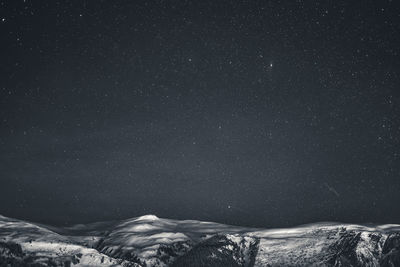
[0,214,399,266]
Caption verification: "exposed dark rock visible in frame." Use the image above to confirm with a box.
[171,234,259,267]
[380,233,400,267]
[326,229,383,267]
[156,241,192,265]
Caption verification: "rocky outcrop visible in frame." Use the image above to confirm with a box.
[380,233,400,267]
[171,234,259,267]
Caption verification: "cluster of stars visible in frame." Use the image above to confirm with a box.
[0,0,399,227]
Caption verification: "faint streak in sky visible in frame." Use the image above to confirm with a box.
[324,183,340,198]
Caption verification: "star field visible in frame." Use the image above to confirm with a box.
[0,0,400,227]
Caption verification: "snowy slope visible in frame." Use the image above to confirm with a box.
[1,214,400,266]
[0,215,128,266]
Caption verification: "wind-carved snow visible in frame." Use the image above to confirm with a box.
[20,241,119,266]
[0,215,127,266]
[134,215,160,222]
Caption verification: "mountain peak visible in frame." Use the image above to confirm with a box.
[134,214,160,221]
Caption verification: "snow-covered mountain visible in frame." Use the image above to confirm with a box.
[0,214,399,266]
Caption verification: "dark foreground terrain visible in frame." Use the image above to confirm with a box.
[0,214,399,266]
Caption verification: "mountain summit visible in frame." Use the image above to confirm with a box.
[0,214,399,266]
[134,214,160,221]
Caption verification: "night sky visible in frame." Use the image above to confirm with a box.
[1,0,400,228]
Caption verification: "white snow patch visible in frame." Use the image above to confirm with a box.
[134,215,159,221]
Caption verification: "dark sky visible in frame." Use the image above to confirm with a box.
[0,0,399,228]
